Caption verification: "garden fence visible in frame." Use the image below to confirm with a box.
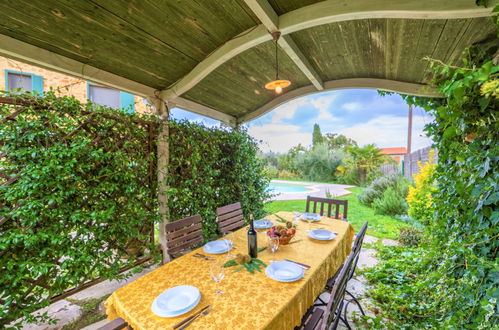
[404,146,438,178]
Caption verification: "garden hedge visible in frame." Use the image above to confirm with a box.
[0,92,269,327]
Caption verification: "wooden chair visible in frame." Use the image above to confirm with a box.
[306,196,348,221]
[317,222,368,319]
[300,251,356,330]
[165,214,203,259]
[97,317,130,330]
[216,202,245,235]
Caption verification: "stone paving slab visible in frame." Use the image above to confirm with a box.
[270,180,355,201]
[23,264,157,330]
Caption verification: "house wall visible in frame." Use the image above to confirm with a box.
[0,56,151,114]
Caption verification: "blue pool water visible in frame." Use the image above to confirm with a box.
[268,182,310,193]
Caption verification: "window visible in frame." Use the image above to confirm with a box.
[87,83,135,113]
[5,70,44,94]
[88,85,120,108]
[8,73,31,91]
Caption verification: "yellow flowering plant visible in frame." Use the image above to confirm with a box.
[406,150,438,224]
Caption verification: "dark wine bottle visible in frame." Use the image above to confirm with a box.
[248,214,257,258]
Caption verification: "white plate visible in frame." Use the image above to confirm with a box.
[151,285,201,317]
[300,213,321,221]
[308,229,336,241]
[203,240,232,254]
[265,261,304,282]
[254,219,274,229]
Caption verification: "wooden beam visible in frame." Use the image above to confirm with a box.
[243,0,324,90]
[0,34,156,97]
[160,0,495,100]
[170,97,237,127]
[278,35,324,90]
[238,78,443,123]
[159,25,271,100]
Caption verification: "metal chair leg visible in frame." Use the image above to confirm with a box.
[314,295,328,306]
[338,315,352,330]
[346,289,366,316]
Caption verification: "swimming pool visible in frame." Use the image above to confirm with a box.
[268,182,312,193]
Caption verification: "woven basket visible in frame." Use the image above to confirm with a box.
[278,234,295,245]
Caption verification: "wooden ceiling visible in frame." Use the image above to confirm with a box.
[0,0,496,125]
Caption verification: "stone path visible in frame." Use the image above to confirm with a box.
[23,265,157,330]
[270,179,355,201]
[25,235,396,329]
[313,234,399,329]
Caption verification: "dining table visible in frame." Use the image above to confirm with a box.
[104,211,355,330]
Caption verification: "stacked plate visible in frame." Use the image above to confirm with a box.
[299,212,322,221]
[265,261,304,282]
[151,285,201,317]
[254,218,274,229]
[203,239,233,254]
[308,229,336,241]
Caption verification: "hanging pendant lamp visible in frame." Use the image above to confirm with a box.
[265,32,291,94]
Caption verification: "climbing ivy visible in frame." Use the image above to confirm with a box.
[364,7,498,328]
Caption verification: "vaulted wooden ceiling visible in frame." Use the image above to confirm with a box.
[0,0,496,125]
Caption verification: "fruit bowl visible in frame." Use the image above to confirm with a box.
[278,234,295,245]
[267,222,296,245]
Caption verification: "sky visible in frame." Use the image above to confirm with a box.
[170,89,434,154]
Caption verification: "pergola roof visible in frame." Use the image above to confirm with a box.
[0,0,496,126]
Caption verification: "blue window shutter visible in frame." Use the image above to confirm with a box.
[4,70,9,90]
[119,91,135,113]
[32,74,44,95]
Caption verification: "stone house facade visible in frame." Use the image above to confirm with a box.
[0,56,151,114]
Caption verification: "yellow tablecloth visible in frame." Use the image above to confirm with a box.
[105,212,354,330]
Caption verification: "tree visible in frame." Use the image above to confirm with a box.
[324,133,358,150]
[294,144,346,181]
[344,144,391,184]
[312,123,323,147]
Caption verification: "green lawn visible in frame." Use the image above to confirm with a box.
[264,187,407,240]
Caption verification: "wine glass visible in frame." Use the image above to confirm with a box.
[293,212,301,224]
[223,231,235,258]
[267,236,279,263]
[210,259,225,294]
[306,214,313,232]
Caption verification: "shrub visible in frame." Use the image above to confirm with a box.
[396,214,425,231]
[372,187,408,215]
[398,227,423,247]
[336,164,360,185]
[263,165,279,178]
[406,150,437,224]
[294,144,345,181]
[278,169,297,179]
[358,174,410,209]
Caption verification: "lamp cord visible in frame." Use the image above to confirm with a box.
[275,38,279,80]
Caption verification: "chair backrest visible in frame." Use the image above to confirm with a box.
[306,196,348,220]
[348,221,368,281]
[165,214,203,258]
[216,202,245,235]
[321,251,356,330]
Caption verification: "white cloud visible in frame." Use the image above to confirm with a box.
[342,102,362,112]
[248,124,311,153]
[311,95,339,122]
[271,98,309,123]
[338,115,433,150]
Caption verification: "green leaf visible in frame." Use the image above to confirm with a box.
[233,266,244,272]
[443,126,457,139]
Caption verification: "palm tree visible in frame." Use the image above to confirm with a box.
[346,144,390,184]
